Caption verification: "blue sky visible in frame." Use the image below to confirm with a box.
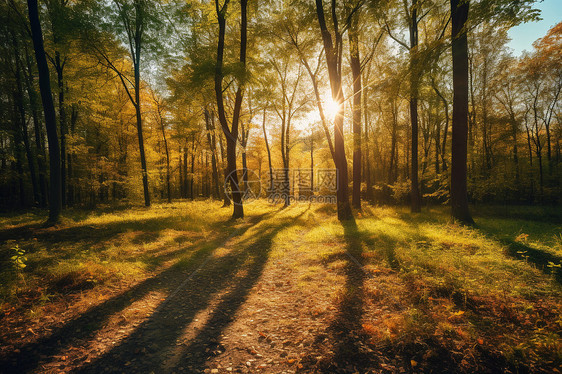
[507,0,562,56]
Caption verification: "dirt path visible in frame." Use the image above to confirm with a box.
[2,206,353,373]
[3,204,545,373]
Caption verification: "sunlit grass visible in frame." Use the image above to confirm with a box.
[0,200,560,371]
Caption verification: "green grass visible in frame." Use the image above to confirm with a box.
[0,201,560,372]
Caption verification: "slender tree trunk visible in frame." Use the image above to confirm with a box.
[315,0,352,220]
[214,0,246,219]
[190,134,196,200]
[205,108,221,199]
[27,0,61,224]
[179,146,184,198]
[134,56,150,206]
[24,45,47,206]
[159,110,171,203]
[349,11,362,210]
[409,0,421,212]
[262,107,274,195]
[510,113,519,183]
[54,53,67,207]
[310,130,314,193]
[68,103,77,205]
[218,132,231,207]
[450,0,473,224]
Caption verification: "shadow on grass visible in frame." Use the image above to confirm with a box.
[500,239,562,284]
[0,209,247,281]
[0,210,277,373]
[308,218,379,373]
[75,206,310,373]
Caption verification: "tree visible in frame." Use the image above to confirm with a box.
[26,0,61,223]
[348,5,362,210]
[314,0,354,220]
[87,0,160,207]
[449,0,473,224]
[214,0,247,219]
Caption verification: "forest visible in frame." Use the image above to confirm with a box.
[0,0,561,373]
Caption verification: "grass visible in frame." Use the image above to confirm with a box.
[0,201,561,372]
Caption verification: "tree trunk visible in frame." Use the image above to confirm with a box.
[27,0,61,224]
[24,45,48,206]
[349,11,362,210]
[409,0,421,212]
[134,55,150,206]
[262,107,274,195]
[68,103,78,205]
[190,134,196,200]
[55,52,67,207]
[205,108,221,200]
[315,0,352,220]
[214,0,246,219]
[160,111,171,203]
[450,0,473,224]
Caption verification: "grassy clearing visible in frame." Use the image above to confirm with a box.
[0,201,560,372]
[0,202,268,315]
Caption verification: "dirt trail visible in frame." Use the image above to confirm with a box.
[3,206,369,374]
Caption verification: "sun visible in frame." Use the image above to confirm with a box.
[324,97,341,121]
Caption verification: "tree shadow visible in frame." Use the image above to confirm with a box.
[0,211,276,373]
[500,239,562,284]
[311,218,378,373]
[74,207,310,373]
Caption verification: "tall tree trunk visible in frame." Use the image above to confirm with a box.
[450,0,473,224]
[349,11,362,210]
[190,134,196,200]
[27,0,61,224]
[54,53,67,207]
[262,107,274,195]
[24,45,48,206]
[179,146,184,198]
[160,111,171,203]
[218,132,231,207]
[214,0,246,219]
[315,0,352,220]
[409,0,421,212]
[510,113,519,183]
[68,103,77,205]
[205,108,221,200]
[310,131,314,193]
[134,56,150,206]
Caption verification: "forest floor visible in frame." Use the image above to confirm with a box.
[0,201,561,373]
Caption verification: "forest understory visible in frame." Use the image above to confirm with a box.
[0,201,561,373]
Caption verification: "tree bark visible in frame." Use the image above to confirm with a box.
[349,11,362,210]
[450,0,473,224]
[214,0,246,219]
[24,45,48,206]
[262,107,274,196]
[27,0,61,224]
[409,0,421,212]
[205,108,221,200]
[315,0,352,220]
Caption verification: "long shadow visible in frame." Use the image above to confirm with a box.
[500,239,562,284]
[75,207,309,373]
[0,211,272,374]
[311,218,377,373]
